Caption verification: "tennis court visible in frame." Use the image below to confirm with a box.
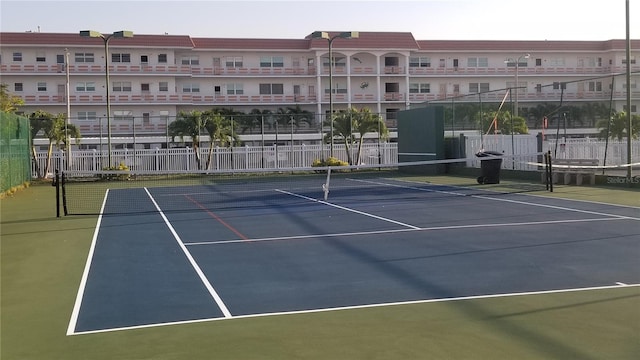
[64,166,640,335]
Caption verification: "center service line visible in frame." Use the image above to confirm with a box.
[144,188,232,318]
[275,189,421,230]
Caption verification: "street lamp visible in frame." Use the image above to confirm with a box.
[311,31,359,157]
[79,30,133,169]
[505,53,530,118]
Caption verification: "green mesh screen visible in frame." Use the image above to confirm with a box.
[0,112,32,192]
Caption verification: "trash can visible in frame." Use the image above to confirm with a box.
[476,151,503,184]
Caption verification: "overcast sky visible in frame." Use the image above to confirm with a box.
[1,0,637,40]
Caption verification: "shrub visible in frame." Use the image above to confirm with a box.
[101,161,130,180]
[311,157,349,167]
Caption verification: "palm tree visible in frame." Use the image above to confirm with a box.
[168,110,207,169]
[596,111,640,140]
[248,109,273,133]
[0,83,25,113]
[351,108,388,164]
[29,110,80,177]
[202,110,239,170]
[274,106,313,132]
[326,108,388,165]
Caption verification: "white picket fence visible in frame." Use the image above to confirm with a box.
[33,136,639,176]
[34,143,398,175]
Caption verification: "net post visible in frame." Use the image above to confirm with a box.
[546,151,553,192]
[61,171,68,216]
[54,169,60,218]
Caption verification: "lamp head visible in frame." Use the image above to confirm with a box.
[311,31,330,40]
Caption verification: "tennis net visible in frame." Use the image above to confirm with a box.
[59,153,550,216]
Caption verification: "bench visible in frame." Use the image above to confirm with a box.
[550,158,599,185]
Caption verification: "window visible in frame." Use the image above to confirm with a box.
[141,83,150,92]
[588,81,602,92]
[158,54,167,63]
[75,53,94,63]
[76,82,96,92]
[181,56,199,65]
[553,82,567,90]
[467,57,488,67]
[225,57,243,68]
[36,52,46,62]
[260,56,284,68]
[77,111,97,121]
[409,57,431,68]
[622,56,637,65]
[548,58,565,67]
[112,81,132,92]
[37,82,47,92]
[259,83,284,95]
[140,55,149,64]
[182,83,200,93]
[226,83,243,95]
[13,52,22,62]
[409,83,430,93]
[113,110,134,121]
[159,82,169,92]
[159,111,170,123]
[469,83,489,93]
[14,83,23,92]
[112,53,131,63]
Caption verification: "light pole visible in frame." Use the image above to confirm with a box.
[505,53,530,118]
[79,30,133,169]
[311,31,359,157]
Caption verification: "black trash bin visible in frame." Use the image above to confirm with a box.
[476,151,503,184]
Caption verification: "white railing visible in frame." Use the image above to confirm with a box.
[34,137,639,177]
[34,143,398,176]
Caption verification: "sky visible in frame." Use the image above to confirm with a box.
[0,0,637,41]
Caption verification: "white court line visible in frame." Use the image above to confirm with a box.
[276,189,421,230]
[185,217,622,246]
[143,188,232,318]
[68,283,640,336]
[352,178,639,221]
[67,189,110,336]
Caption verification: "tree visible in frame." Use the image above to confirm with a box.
[168,110,207,169]
[29,110,80,178]
[0,83,24,113]
[596,111,640,140]
[483,110,529,135]
[202,109,239,170]
[326,108,388,165]
[351,108,388,164]
[274,105,314,132]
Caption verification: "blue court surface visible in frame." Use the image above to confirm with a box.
[67,178,640,335]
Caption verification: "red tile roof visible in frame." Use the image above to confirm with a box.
[192,38,310,50]
[307,31,419,50]
[416,39,640,52]
[0,31,635,53]
[0,32,195,48]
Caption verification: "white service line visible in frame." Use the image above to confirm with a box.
[144,187,232,318]
[185,216,622,246]
[275,189,421,229]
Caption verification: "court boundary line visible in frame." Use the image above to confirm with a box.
[352,178,639,221]
[185,217,623,246]
[143,187,233,318]
[67,283,640,336]
[67,189,110,336]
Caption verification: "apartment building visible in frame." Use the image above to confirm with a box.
[1,31,638,147]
